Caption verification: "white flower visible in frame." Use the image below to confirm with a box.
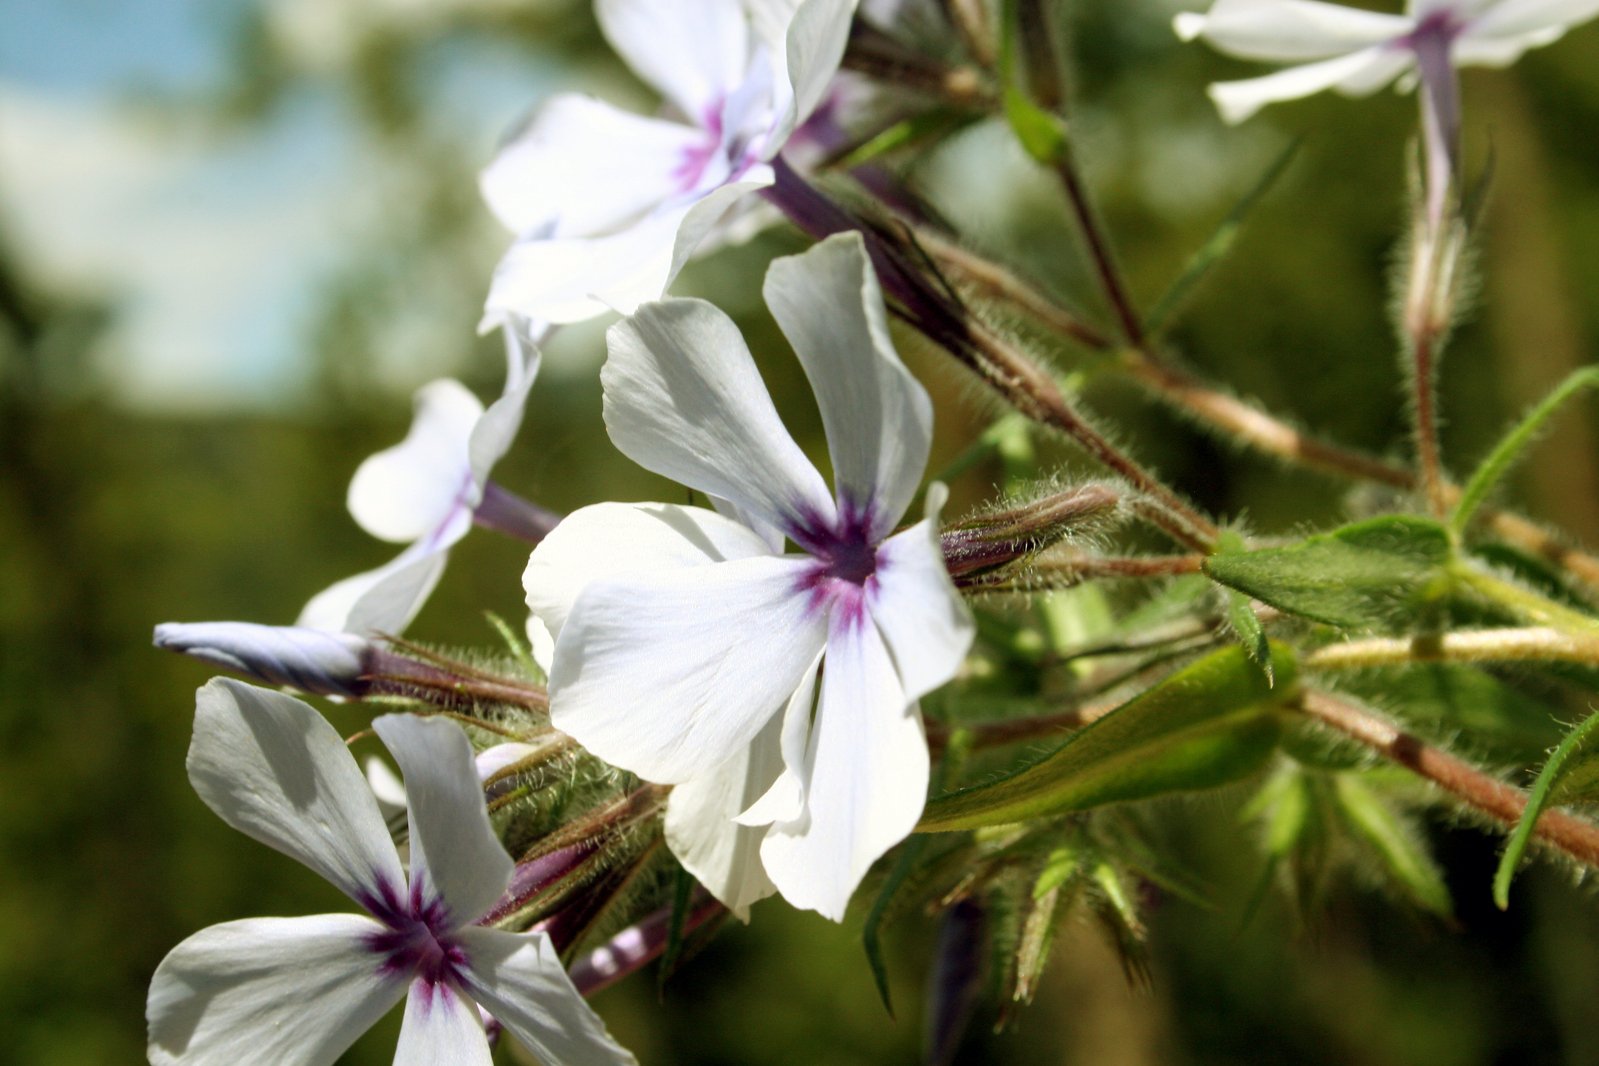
[1175,0,1599,124]
[147,678,633,1066]
[479,0,858,327]
[299,319,542,635]
[524,233,974,921]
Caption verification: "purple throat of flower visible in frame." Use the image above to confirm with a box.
[362,878,469,987]
[791,500,883,622]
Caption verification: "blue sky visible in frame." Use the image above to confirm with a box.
[0,0,569,411]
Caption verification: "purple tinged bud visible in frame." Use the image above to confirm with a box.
[567,897,725,998]
[477,843,597,927]
[153,621,374,699]
[940,483,1122,582]
[923,899,987,1066]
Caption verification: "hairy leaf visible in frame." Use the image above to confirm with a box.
[1494,710,1599,909]
[919,644,1298,831]
[1204,516,1455,630]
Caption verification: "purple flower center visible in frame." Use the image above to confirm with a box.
[792,499,884,623]
[362,878,469,987]
[1403,7,1469,50]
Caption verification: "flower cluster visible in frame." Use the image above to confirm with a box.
[147,0,1599,1061]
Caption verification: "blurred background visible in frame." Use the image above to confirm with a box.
[8,0,1599,1062]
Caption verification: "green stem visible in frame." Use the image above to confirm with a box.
[1454,565,1599,636]
[1305,627,1599,670]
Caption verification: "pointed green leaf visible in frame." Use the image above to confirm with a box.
[1204,516,1456,630]
[919,645,1298,832]
[1494,710,1599,908]
[1452,366,1599,535]
[861,834,927,1017]
[1225,589,1273,685]
[1333,775,1452,917]
[1146,139,1300,335]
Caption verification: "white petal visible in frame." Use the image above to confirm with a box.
[296,547,451,636]
[597,0,752,120]
[770,0,858,145]
[549,555,829,783]
[466,347,538,491]
[364,755,409,819]
[1207,46,1414,122]
[480,94,708,238]
[348,379,481,544]
[475,742,540,781]
[484,207,685,325]
[394,979,492,1066]
[764,232,932,538]
[456,927,637,1066]
[148,914,405,1066]
[760,615,928,921]
[152,621,369,698]
[664,685,809,919]
[663,172,775,292]
[735,650,821,827]
[1466,0,1599,39]
[603,297,834,534]
[373,715,513,927]
[525,501,774,641]
[1452,24,1567,64]
[1175,0,1409,60]
[869,512,974,704]
[188,679,405,907]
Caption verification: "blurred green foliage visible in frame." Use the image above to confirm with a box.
[9,1,1599,1063]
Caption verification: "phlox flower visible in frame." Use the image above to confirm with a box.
[524,233,974,921]
[479,0,857,327]
[147,678,633,1066]
[299,318,544,636]
[1176,0,1599,125]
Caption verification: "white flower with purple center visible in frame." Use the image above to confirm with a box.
[299,319,548,636]
[479,0,858,327]
[1176,0,1599,125]
[524,233,974,921]
[147,678,633,1065]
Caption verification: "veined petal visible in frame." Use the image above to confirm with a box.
[455,927,637,1066]
[148,914,405,1066]
[1175,0,1409,61]
[483,207,681,324]
[348,379,480,545]
[525,501,774,641]
[663,172,775,294]
[735,649,822,828]
[549,554,829,784]
[760,613,928,921]
[664,661,820,919]
[597,0,752,121]
[1468,0,1599,38]
[188,679,405,907]
[868,506,974,704]
[770,0,858,145]
[1207,45,1414,122]
[152,621,370,699]
[394,979,491,1066]
[764,232,932,538]
[603,297,835,533]
[480,94,708,238]
[296,546,451,636]
[373,715,513,927]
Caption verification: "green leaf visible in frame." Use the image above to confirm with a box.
[1204,516,1456,630]
[861,833,927,1017]
[1452,366,1599,535]
[1333,775,1453,918]
[919,644,1298,832]
[834,109,978,171]
[1225,589,1273,685]
[1494,710,1599,909]
[656,865,695,996]
[1145,139,1300,335]
[1003,86,1069,165]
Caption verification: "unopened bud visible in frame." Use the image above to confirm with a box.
[154,621,374,698]
[941,483,1122,582]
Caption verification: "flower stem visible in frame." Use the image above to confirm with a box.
[1047,145,1144,348]
[1296,690,1599,871]
[1304,627,1599,670]
[1453,565,1599,636]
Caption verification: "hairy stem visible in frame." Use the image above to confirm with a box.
[1297,690,1599,870]
[1305,627,1599,670]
